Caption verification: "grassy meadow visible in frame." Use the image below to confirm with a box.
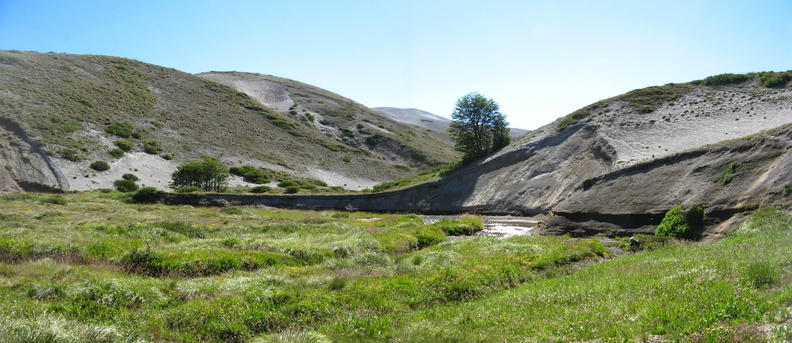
[0,191,790,342]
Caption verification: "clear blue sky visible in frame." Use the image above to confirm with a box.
[1,0,790,129]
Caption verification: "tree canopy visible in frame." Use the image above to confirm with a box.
[169,156,229,192]
[448,92,510,161]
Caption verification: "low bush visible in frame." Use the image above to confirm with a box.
[758,71,792,88]
[159,221,206,238]
[713,162,742,185]
[177,186,202,193]
[220,207,248,216]
[119,247,165,276]
[744,261,779,288]
[114,179,139,192]
[131,187,163,203]
[40,195,67,205]
[122,173,139,181]
[702,73,751,86]
[106,122,141,139]
[432,217,484,236]
[114,140,134,151]
[284,186,300,194]
[636,105,655,113]
[58,148,82,162]
[108,148,125,158]
[229,166,270,184]
[655,205,704,238]
[89,161,110,171]
[251,186,271,193]
[142,141,160,154]
[278,180,298,188]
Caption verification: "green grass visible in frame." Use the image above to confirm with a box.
[0,192,790,342]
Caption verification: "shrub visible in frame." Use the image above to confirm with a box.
[251,186,271,193]
[40,195,67,205]
[176,186,202,193]
[758,71,792,88]
[702,73,751,86]
[114,179,139,192]
[229,166,269,184]
[713,163,742,185]
[284,186,300,194]
[108,148,125,158]
[131,187,163,203]
[143,141,160,154]
[432,218,484,236]
[744,261,779,288]
[636,106,655,113]
[328,277,347,291]
[278,180,298,188]
[220,207,246,215]
[58,148,82,162]
[119,247,165,276]
[159,221,205,238]
[106,122,139,138]
[122,173,139,181]
[89,161,110,171]
[656,205,704,238]
[114,140,134,151]
[365,134,382,146]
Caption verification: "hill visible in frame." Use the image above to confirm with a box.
[197,73,792,238]
[381,74,792,236]
[373,106,530,136]
[0,51,459,192]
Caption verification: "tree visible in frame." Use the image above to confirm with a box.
[169,157,229,192]
[448,92,510,161]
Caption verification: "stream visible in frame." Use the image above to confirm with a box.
[421,215,538,238]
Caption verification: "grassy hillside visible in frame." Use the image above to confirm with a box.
[0,50,458,191]
[0,192,789,342]
[198,72,459,169]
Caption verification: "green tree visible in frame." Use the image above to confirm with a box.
[169,157,229,192]
[448,92,511,161]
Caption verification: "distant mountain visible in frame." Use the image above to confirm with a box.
[373,107,452,132]
[0,51,459,192]
[373,107,529,137]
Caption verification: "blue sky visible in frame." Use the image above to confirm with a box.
[1,1,790,129]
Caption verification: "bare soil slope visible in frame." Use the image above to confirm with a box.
[383,78,792,235]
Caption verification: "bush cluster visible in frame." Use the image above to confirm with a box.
[131,187,163,203]
[702,73,751,86]
[105,122,142,139]
[108,148,125,158]
[58,148,82,162]
[758,71,792,88]
[114,179,139,192]
[229,165,270,184]
[89,161,110,171]
[655,205,704,238]
[114,140,134,151]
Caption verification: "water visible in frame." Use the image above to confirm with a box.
[421,215,537,238]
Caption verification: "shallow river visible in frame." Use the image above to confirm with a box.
[421,215,538,238]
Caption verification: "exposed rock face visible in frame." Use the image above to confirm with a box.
[0,118,65,192]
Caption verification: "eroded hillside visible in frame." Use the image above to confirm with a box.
[0,51,458,191]
[401,76,792,235]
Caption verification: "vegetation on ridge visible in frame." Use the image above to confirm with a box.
[556,70,791,131]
